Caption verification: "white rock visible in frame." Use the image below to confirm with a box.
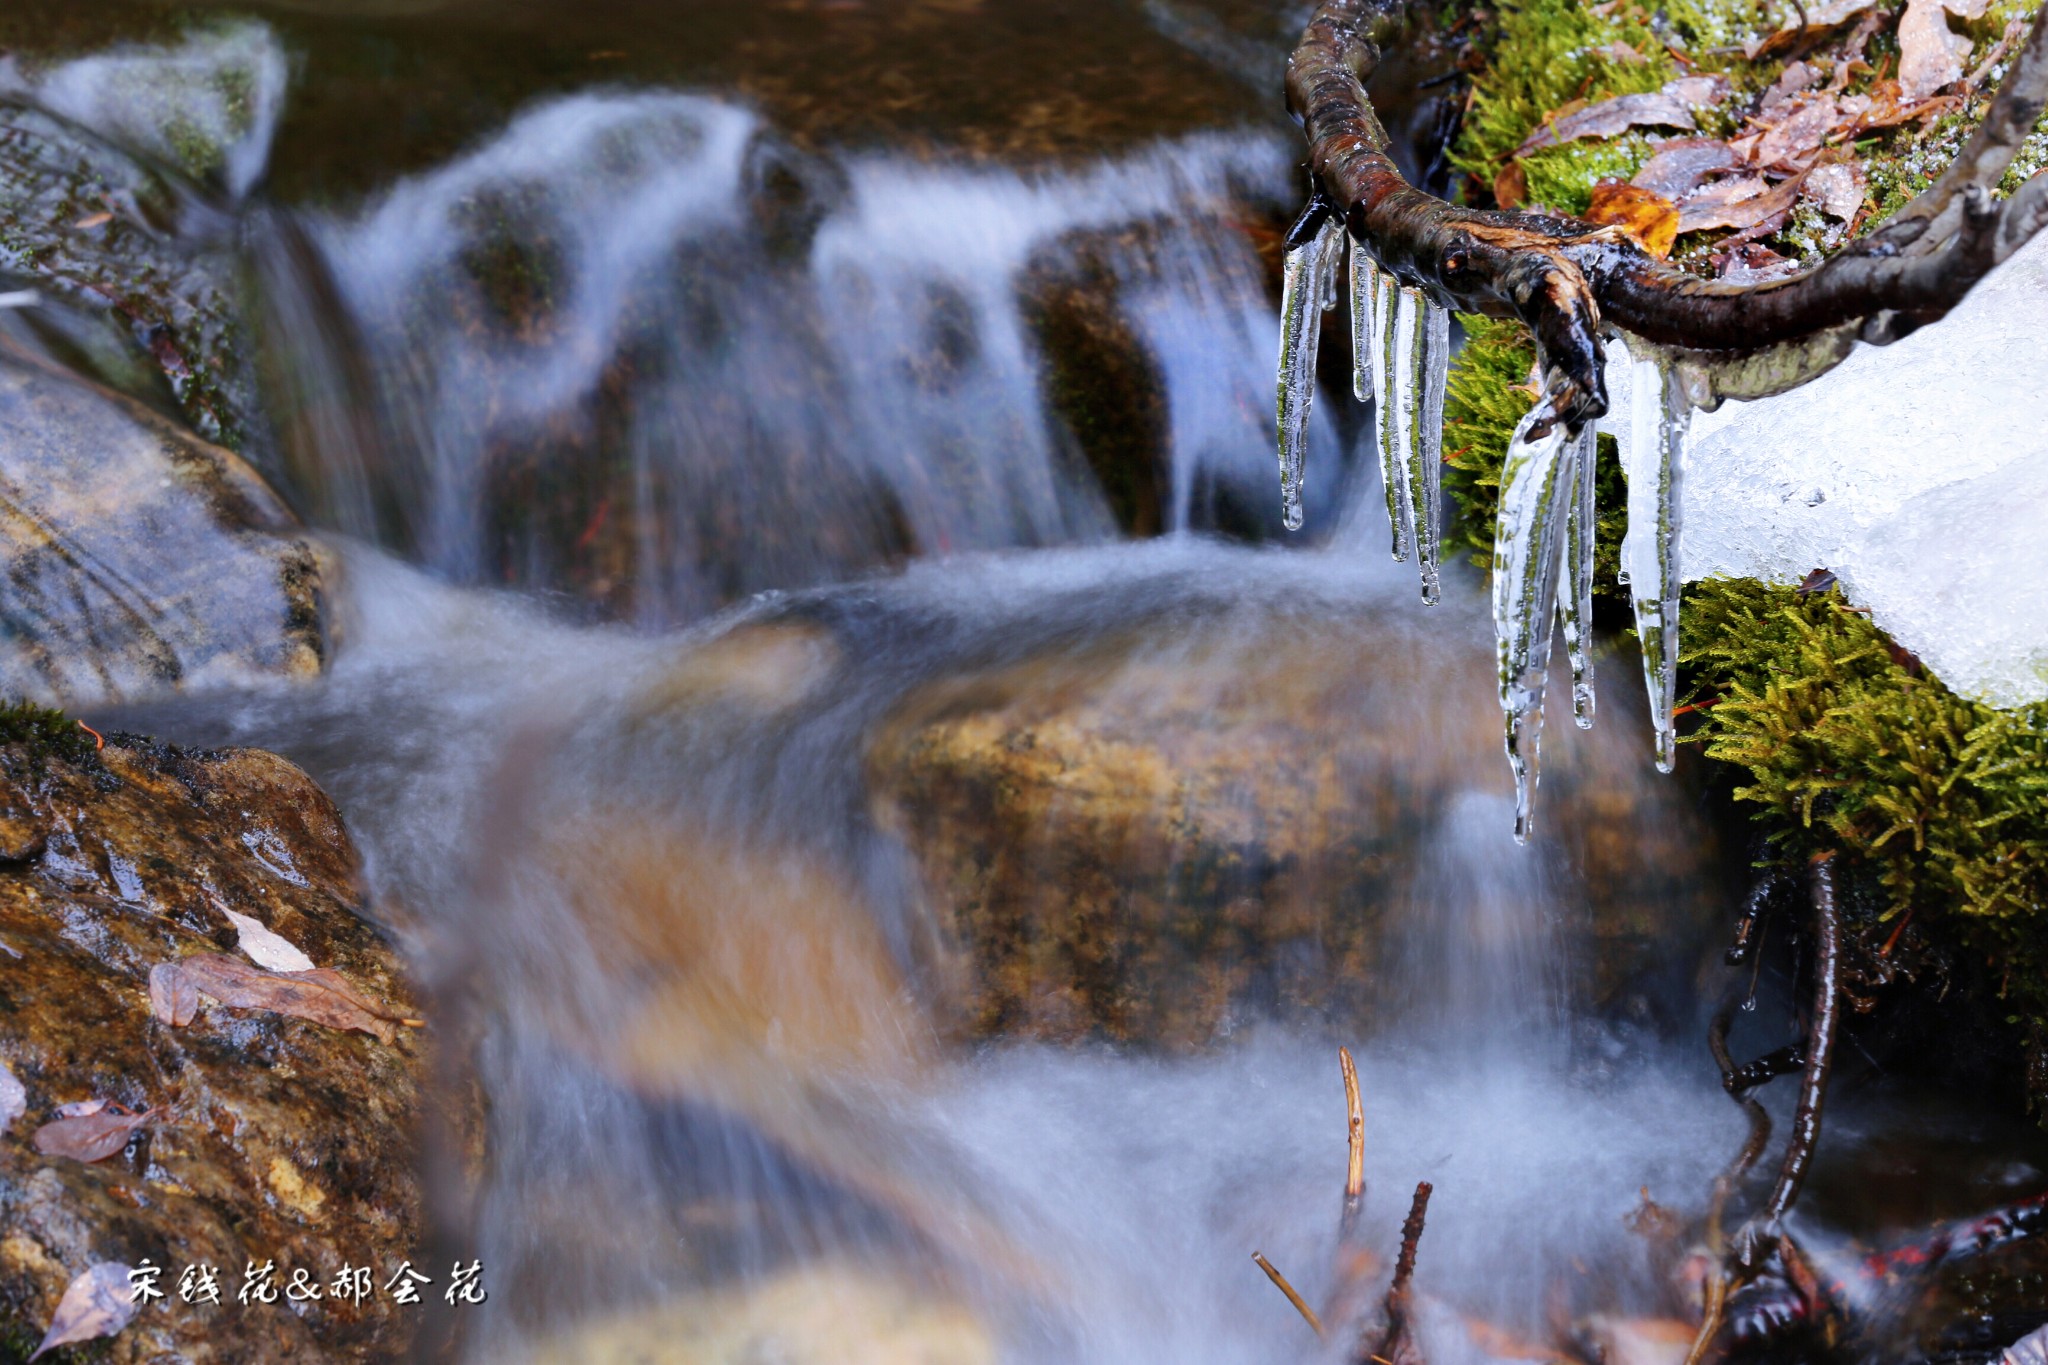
[1680,230,2048,709]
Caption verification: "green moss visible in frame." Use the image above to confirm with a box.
[1451,0,1678,181]
[1681,579,2048,1032]
[1441,315,1627,587]
[0,698,100,767]
[1519,133,1661,216]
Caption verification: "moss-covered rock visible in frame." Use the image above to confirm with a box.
[0,97,257,449]
[0,344,334,706]
[0,728,435,1362]
[1680,578,2048,1070]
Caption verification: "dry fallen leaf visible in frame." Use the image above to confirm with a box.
[52,1098,108,1119]
[1713,242,1804,283]
[1803,161,1868,219]
[0,1058,24,1136]
[213,898,317,973]
[1585,181,1680,257]
[70,212,113,230]
[1745,0,1877,59]
[1493,159,1529,209]
[1675,174,1772,232]
[1899,0,1979,99]
[1735,95,1847,170]
[30,1263,136,1362]
[159,953,401,1043]
[1514,91,1692,156]
[1630,138,1739,199]
[33,1106,155,1163]
[148,961,198,1027]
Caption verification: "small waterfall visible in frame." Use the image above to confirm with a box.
[253,97,1342,624]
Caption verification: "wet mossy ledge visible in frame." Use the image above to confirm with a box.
[1441,0,2048,1109]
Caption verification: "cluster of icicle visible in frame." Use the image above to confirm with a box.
[1274,221,1691,843]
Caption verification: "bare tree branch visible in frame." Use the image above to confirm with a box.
[1286,0,2048,431]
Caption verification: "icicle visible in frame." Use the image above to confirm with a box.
[1373,267,1411,561]
[1557,422,1598,727]
[1492,406,1576,844]
[1623,351,1691,773]
[1392,291,1452,605]
[1349,235,1376,403]
[1274,216,1343,532]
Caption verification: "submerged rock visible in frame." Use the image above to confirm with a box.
[0,345,334,706]
[867,608,1723,1047]
[527,1261,994,1365]
[0,731,428,1362]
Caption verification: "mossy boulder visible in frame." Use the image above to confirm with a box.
[0,344,334,706]
[0,731,432,1362]
[0,97,257,449]
[866,608,1724,1047]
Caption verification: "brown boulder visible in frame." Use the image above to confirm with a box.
[0,728,429,1362]
[867,612,1723,1047]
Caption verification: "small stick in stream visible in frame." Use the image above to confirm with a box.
[1341,1046,1366,1241]
[1253,1252,1325,1337]
[1687,995,1778,1365]
[1766,853,1842,1226]
[1358,1181,1433,1365]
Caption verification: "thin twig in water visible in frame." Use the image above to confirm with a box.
[1767,853,1842,1224]
[1341,1046,1366,1241]
[1358,1181,1432,1364]
[1253,1252,1325,1337]
[1688,995,1777,1364]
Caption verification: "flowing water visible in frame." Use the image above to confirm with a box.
[13,1,2042,1359]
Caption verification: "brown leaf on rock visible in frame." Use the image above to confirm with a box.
[32,1106,155,1163]
[1512,78,1726,155]
[1899,0,1978,100]
[30,1263,136,1362]
[0,1058,24,1135]
[1803,161,1867,219]
[212,896,317,974]
[148,960,198,1026]
[1585,181,1680,257]
[1630,138,1739,199]
[52,1099,108,1119]
[164,952,401,1043]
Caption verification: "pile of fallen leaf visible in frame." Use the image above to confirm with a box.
[1486,0,2039,281]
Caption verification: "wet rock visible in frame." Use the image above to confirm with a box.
[867,612,1724,1047]
[527,1261,994,1365]
[0,96,257,447]
[0,735,427,1362]
[0,344,335,706]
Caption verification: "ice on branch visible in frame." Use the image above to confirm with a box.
[1560,419,1598,729]
[1349,235,1376,404]
[1274,216,1344,532]
[1370,265,1410,562]
[1393,288,1450,606]
[1622,345,1690,774]
[1491,410,1573,842]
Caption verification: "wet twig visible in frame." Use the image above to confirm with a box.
[1285,0,2048,430]
[1341,1045,1366,1243]
[1357,1181,1432,1365]
[1766,853,1842,1225]
[1254,1251,1326,1336]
